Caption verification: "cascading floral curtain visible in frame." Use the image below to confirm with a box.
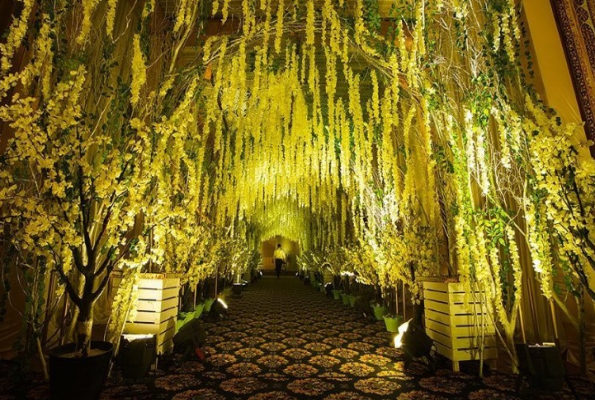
[0,0,594,375]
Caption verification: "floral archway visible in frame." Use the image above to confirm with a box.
[1,0,594,377]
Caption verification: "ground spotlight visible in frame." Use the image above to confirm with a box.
[393,319,411,349]
[393,319,435,369]
[216,298,228,309]
[208,297,228,318]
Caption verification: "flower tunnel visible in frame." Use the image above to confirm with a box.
[1,0,595,392]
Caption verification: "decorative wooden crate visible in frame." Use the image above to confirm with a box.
[423,281,497,371]
[124,274,180,355]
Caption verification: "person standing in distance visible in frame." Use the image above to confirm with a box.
[274,244,286,279]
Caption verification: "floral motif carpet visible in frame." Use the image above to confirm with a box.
[1,276,594,399]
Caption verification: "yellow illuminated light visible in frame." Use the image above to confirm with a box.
[393,319,412,349]
[217,298,228,309]
[122,334,154,342]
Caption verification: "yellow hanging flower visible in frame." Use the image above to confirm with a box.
[306,0,315,46]
[130,34,147,106]
[275,0,285,53]
[106,0,119,39]
[1,0,34,73]
[77,0,100,45]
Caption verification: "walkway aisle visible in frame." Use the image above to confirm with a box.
[102,277,590,399]
[104,275,580,400]
[200,276,404,399]
[1,283,592,399]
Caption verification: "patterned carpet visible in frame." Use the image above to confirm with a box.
[1,276,594,399]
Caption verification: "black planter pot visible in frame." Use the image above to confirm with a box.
[119,335,156,379]
[49,341,113,400]
[515,343,566,391]
[232,283,243,296]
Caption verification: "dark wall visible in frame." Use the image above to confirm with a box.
[0,0,17,37]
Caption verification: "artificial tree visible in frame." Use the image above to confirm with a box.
[163,217,213,313]
[0,0,206,359]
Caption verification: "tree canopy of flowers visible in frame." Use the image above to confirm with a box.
[1,0,594,373]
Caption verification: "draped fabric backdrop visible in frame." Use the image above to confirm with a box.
[551,0,595,157]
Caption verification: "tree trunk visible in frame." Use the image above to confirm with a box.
[75,299,94,357]
[75,276,96,356]
[36,336,49,381]
[578,292,587,376]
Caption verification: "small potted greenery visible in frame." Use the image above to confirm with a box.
[383,313,403,332]
[347,279,361,307]
[348,292,359,307]
[371,286,388,320]
[340,287,351,305]
[331,275,342,300]
[332,288,343,300]
[372,304,388,320]
[340,274,352,305]
[382,293,403,332]
[371,300,388,321]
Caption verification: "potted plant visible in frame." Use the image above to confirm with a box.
[338,272,351,305]
[371,298,389,321]
[348,292,359,307]
[232,282,243,297]
[332,288,343,300]
[372,302,388,321]
[382,288,403,332]
[372,303,388,320]
[343,276,359,307]
[340,288,351,306]
[383,313,403,333]
[331,271,343,300]
[370,285,388,320]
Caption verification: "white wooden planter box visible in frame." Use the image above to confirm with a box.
[423,281,497,371]
[124,273,181,355]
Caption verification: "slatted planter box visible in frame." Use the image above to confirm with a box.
[124,274,181,355]
[423,281,497,372]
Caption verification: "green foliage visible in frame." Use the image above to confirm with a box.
[362,0,382,33]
